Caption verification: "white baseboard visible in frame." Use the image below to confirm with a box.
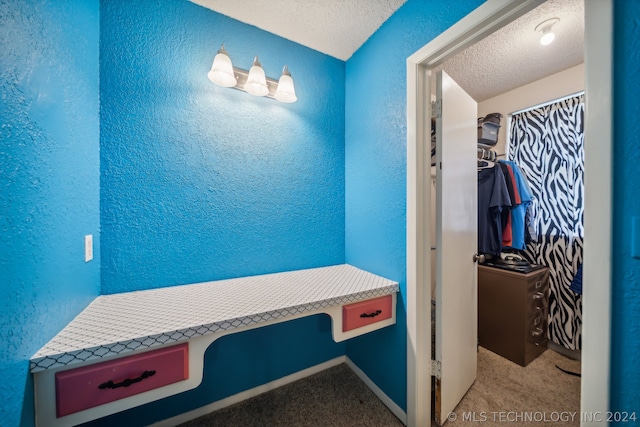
[150,356,346,427]
[345,357,408,425]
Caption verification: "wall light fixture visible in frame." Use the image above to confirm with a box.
[535,18,560,46]
[208,44,297,103]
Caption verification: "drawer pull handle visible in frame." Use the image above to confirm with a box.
[98,370,156,390]
[531,327,544,337]
[360,310,382,318]
[533,292,545,300]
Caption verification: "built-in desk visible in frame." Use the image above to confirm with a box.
[31,264,399,427]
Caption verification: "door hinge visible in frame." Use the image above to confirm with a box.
[431,100,442,118]
[431,359,442,378]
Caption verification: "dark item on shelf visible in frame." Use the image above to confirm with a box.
[483,112,503,124]
[477,113,503,146]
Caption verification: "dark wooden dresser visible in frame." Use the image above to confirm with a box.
[478,264,550,366]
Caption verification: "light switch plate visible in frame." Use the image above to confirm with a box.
[85,235,93,262]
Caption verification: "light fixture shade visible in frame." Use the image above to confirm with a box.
[243,57,269,97]
[275,66,297,103]
[535,18,560,46]
[540,30,555,46]
[208,45,237,88]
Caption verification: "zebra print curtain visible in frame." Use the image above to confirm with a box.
[508,94,584,351]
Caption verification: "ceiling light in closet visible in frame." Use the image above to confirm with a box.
[535,18,560,46]
[207,45,297,103]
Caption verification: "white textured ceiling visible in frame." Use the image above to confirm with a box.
[192,0,583,100]
[191,0,407,61]
[435,0,584,101]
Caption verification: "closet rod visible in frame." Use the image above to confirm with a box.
[476,148,505,161]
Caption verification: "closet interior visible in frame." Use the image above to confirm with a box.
[475,111,551,366]
[427,0,584,423]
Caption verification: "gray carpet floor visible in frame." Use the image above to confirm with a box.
[177,347,581,427]
[448,347,581,427]
[177,363,402,427]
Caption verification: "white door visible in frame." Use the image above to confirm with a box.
[434,70,478,425]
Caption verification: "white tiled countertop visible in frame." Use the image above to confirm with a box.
[30,264,399,372]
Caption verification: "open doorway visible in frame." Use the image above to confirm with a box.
[406,0,612,426]
[436,4,584,422]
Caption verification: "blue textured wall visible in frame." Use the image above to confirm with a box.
[100,0,345,294]
[344,0,484,410]
[0,1,101,426]
[611,0,640,415]
[3,0,639,425]
[96,0,345,424]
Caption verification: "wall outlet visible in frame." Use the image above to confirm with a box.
[85,235,93,262]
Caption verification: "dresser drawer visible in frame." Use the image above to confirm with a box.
[342,295,393,332]
[526,312,548,350]
[55,343,188,417]
[527,270,549,314]
[526,270,549,294]
[528,289,548,313]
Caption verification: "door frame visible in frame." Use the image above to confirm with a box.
[406,0,612,425]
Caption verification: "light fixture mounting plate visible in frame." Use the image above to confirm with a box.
[535,17,560,33]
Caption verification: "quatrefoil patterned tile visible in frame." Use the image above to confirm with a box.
[30,264,398,372]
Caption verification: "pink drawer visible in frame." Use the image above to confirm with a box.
[55,343,188,417]
[342,295,393,332]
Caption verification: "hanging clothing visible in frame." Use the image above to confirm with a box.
[503,163,521,204]
[498,163,515,247]
[499,160,532,250]
[477,165,511,255]
[570,264,583,294]
[501,212,513,247]
[524,202,538,244]
[498,163,517,208]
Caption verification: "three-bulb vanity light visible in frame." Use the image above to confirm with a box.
[208,44,297,103]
